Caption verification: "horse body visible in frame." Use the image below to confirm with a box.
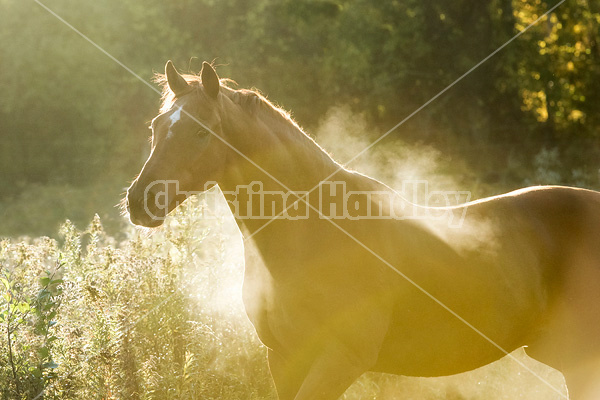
[126,61,600,399]
[240,181,585,379]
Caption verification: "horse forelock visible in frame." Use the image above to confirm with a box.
[153,72,201,113]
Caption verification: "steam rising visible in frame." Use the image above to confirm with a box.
[313,106,468,205]
[313,107,496,250]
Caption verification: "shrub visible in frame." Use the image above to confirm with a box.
[0,195,274,400]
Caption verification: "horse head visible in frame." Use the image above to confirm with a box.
[126,61,225,227]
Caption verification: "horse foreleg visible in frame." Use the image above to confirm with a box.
[268,349,308,400]
[290,340,373,400]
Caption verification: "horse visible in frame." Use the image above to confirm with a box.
[126,61,600,400]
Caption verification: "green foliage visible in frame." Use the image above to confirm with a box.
[0,238,62,399]
[1,0,600,236]
[0,199,274,399]
[511,0,600,135]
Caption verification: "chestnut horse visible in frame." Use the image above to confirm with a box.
[126,61,600,399]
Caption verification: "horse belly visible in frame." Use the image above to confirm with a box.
[371,260,546,377]
[371,302,516,377]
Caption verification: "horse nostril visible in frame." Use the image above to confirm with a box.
[133,196,144,208]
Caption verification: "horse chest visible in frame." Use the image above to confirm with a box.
[240,250,309,351]
[241,258,326,352]
[242,252,396,360]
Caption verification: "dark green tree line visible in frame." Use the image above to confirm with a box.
[1,0,599,236]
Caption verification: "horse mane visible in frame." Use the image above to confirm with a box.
[154,70,337,172]
[153,72,300,132]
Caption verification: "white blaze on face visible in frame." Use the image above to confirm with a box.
[167,106,183,139]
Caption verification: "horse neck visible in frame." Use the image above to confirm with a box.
[214,95,435,258]
[216,97,351,235]
[219,100,342,194]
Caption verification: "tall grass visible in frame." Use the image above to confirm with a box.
[1,196,273,399]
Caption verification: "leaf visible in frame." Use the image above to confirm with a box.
[1,277,10,290]
[38,347,49,359]
[42,361,58,369]
[17,301,30,313]
[40,277,51,286]
[38,290,50,301]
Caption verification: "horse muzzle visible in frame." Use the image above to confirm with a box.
[126,180,185,227]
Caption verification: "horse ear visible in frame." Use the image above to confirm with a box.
[165,60,189,96]
[201,61,220,99]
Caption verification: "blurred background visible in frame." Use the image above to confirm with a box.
[0,1,598,398]
[1,0,599,237]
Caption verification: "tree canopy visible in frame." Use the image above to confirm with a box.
[1,0,599,236]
